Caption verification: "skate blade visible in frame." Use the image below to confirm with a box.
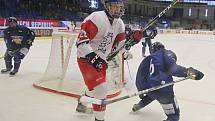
[1,72,10,74]
[9,74,17,77]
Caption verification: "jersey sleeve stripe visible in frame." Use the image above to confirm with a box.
[78,20,98,41]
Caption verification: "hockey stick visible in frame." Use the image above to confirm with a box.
[126,60,132,81]
[79,76,192,105]
[106,0,179,61]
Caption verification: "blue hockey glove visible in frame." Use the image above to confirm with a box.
[186,67,204,80]
[85,52,107,71]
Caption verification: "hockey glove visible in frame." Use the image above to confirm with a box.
[85,52,107,71]
[125,30,143,50]
[22,39,33,49]
[186,67,204,80]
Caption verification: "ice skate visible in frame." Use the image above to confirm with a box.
[76,102,93,114]
[9,69,18,76]
[163,116,179,121]
[95,118,104,121]
[163,119,177,121]
[1,68,12,74]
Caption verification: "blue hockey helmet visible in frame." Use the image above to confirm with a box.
[151,42,165,53]
[151,42,177,61]
[102,0,125,18]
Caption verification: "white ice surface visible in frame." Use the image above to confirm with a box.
[0,34,215,121]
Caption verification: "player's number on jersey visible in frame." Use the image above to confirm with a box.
[150,59,155,75]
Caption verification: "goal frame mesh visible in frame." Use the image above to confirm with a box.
[33,31,125,99]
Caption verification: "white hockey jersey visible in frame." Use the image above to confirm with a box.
[76,11,126,61]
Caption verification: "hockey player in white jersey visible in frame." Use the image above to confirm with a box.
[75,0,143,121]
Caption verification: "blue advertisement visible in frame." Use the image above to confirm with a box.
[157,19,171,29]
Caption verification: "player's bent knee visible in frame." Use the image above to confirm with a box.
[14,54,25,60]
[18,48,29,59]
[14,51,28,60]
[93,82,108,99]
[4,52,13,59]
[91,82,107,112]
[13,48,29,60]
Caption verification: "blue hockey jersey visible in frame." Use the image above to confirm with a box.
[4,25,35,50]
[136,49,187,92]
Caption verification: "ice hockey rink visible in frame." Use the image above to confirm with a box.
[0,33,215,121]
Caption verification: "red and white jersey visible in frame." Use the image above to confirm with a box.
[76,11,126,61]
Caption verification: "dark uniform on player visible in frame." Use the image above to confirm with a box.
[141,25,157,57]
[1,17,35,75]
[133,42,204,121]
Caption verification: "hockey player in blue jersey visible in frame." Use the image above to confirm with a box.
[132,42,204,121]
[141,25,157,57]
[1,17,35,75]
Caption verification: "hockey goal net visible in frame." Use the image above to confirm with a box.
[33,31,125,98]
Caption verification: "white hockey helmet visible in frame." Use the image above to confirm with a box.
[7,17,17,27]
[102,0,125,18]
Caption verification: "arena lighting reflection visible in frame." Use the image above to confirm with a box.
[88,0,98,9]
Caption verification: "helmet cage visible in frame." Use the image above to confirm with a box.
[103,0,125,18]
[8,17,17,25]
